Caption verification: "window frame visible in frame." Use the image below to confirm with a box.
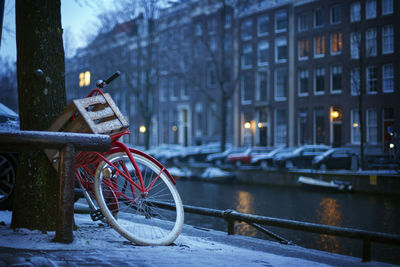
[257,14,269,36]
[330,4,342,24]
[258,40,269,66]
[275,9,287,33]
[314,67,325,95]
[330,32,342,55]
[382,25,394,55]
[350,2,361,23]
[298,69,309,97]
[274,67,287,101]
[330,64,342,94]
[382,64,394,93]
[314,35,325,58]
[275,37,287,63]
[366,65,378,94]
[366,0,377,20]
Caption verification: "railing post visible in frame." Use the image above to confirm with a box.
[223,209,235,235]
[55,143,75,243]
[362,238,371,262]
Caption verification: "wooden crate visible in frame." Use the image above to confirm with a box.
[45,93,129,170]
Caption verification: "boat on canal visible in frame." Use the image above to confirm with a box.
[297,176,352,192]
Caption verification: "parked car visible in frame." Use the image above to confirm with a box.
[273,145,331,169]
[250,147,296,170]
[179,143,222,164]
[206,146,248,166]
[312,148,359,171]
[0,103,19,211]
[227,146,274,167]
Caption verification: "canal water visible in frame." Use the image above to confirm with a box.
[176,180,400,264]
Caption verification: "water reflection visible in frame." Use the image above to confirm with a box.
[235,190,256,237]
[315,197,345,253]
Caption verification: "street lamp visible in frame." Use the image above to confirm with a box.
[139,125,146,133]
[244,122,251,129]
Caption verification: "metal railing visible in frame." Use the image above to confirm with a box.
[0,130,111,243]
[150,200,400,262]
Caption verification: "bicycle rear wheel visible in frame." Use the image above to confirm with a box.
[94,150,184,245]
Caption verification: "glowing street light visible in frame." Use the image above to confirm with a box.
[244,122,251,129]
[139,126,146,133]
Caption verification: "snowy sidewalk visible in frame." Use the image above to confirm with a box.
[0,211,394,267]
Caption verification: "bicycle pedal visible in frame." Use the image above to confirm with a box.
[90,209,104,221]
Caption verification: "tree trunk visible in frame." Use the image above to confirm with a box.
[12,0,66,231]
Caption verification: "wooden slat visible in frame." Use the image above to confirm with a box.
[102,93,129,127]
[87,106,115,121]
[92,118,124,135]
[75,94,107,108]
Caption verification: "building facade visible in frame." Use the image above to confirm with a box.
[65,0,399,155]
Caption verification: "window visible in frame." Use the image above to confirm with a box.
[331,65,342,93]
[258,40,269,66]
[241,72,252,104]
[330,32,342,55]
[160,78,168,101]
[330,5,341,24]
[208,18,216,34]
[242,43,252,68]
[241,19,252,40]
[382,64,394,93]
[171,78,180,99]
[274,67,287,101]
[314,8,324,28]
[225,13,232,28]
[298,69,309,96]
[350,32,361,59]
[314,35,325,57]
[275,10,287,32]
[382,25,394,54]
[366,28,377,57]
[350,68,360,95]
[257,71,269,101]
[195,22,202,36]
[275,109,287,146]
[209,36,216,53]
[275,37,287,63]
[367,109,378,144]
[366,0,376,20]
[298,13,309,32]
[366,66,377,94]
[382,0,393,15]
[258,15,269,36]
[314,108,325,144]
[195,102,203,137]
[350,2,361,22]
[314,67,325,94]
[207,64,217,86]
[299,39,310,59]
[78,71,90,87]
[181,80,188,98]
[351,109,360,144]
[298,110,309,145]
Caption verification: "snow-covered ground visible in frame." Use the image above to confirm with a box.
[1,210,383,267]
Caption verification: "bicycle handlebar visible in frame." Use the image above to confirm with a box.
[96,71,121,89]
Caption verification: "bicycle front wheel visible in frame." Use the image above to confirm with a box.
[94,150,184,245]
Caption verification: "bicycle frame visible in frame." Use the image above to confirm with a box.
[74,84,176,207]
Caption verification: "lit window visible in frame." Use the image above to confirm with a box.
[366,66,377,94]
[351,109,360,144]
[331,65,342,93]
[382,0,393,15]
[382,64,394,93]
[330,32,342,55]
[382,25,394,54]
[350,2,361,22]
[299,39,309,59]
[79,71,90,87]
[366,0,376,20]
[330,5,341,24]
[275,10,287,32]
[314,35,325,57]
[366,28,377,57]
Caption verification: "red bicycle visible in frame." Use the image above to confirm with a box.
[70,72,184,245]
